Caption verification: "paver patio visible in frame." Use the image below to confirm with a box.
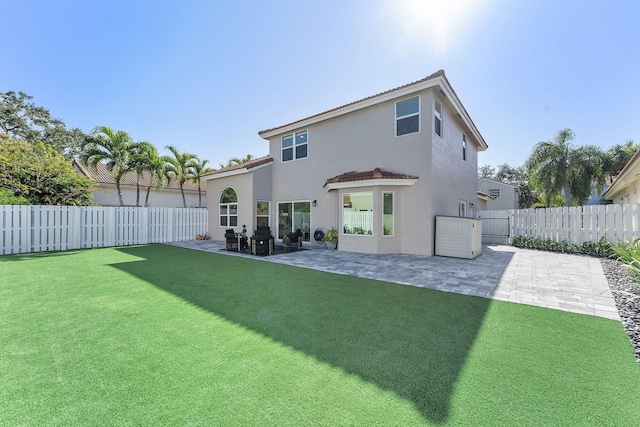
[167,241,620,320]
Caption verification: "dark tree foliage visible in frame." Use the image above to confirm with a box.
[0,91,86,159]
[0,136,96,205]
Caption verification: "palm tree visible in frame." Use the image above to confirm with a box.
[221,154,254,168]
[190,159,214,208]
[129,141,156,207]
[135,144,167,207]
[526,129,606,207]
[81,126,135,206]
[163,145,198,208]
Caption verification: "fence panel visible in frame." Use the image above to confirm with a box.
[482,203,640,246]
[1,205,208,255]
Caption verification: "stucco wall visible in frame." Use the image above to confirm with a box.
[92,184,202,208]
[205,173,254,241]
[477,179,519,210]
[265,87,480,255]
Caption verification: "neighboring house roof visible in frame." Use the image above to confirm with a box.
[477,177,520,189]
[74,160,201,192]
[201,155,273,180]
[323,168,418,191]
[258,69,488,151]
[477,191,495,202]
[602,149,640,199]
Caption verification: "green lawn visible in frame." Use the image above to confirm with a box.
[1,244,639,426]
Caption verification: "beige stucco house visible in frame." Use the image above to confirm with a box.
[477,178,519,210]
[74,160,205,207]
[203,70,488,256]
[603,149,640,205]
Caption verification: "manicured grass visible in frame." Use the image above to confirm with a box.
[1,244,639,426]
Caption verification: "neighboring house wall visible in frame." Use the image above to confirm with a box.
[74,160,205,208]
[477,178,519,210]
[603,150,640,205]
[92,184,201,207]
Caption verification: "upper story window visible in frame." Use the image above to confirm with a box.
[282,130,308,162]
[395,96,420,136]
[488,189,501,199]
[462,133,467,161]
[434,99,442,137]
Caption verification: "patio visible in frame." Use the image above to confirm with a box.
[167,240,620,320]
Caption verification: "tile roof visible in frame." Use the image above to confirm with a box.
[324,168,418,187]
[201,155,273,177]
[74,160,201,192]
[259,71,446,136]
[257,69,487,152]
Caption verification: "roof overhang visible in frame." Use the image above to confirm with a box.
[603,149,640,199]
[324,178,418,192]
[258,71,488,152]
[202,160,272,181]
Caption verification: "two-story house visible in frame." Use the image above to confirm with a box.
[203,70,488,256]
[477,178,520,210]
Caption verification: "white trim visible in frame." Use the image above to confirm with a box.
[342,191,374,237]
[382,191,394,237]
[256,200,270,229]
[325,178,417,192]
[434,98,443,138]
[281,130,308,163]
[276,200,312,243]
[202,161,273,181]
[395,95,420,137]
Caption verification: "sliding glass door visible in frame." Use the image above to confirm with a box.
[278,201,310,241]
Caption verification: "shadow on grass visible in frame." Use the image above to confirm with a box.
[113,244,513,423]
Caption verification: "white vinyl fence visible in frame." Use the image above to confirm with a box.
[343,210,373,234]
[1,205,208,255]
[479,204,640,245]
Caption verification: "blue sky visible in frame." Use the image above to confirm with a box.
[2,0,639,169]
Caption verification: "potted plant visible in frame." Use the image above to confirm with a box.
[324,227,338,249]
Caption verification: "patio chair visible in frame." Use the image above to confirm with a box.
[251,226,274,255]
[282,228,303,252]
[225,228,247,251]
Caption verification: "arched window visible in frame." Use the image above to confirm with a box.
[219,187,238,227]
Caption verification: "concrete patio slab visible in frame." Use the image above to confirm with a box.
[165,240,620,320]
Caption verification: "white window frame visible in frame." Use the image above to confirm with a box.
[219,187,238,228]
[382,191,394,236]
[434,99,442,137]
[462,133,467,161]
[343,192,374,236]
[458,200,467,218]
[395,96,420,137]
[277,200,311,242]
[281,130,308,162]
[256,200,270,229]
[488,189,501,199]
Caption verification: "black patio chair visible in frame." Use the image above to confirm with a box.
[251,226,274,255]
[282,228,303,252]
[225,228,247,251]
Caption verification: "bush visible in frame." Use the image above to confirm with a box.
[612,238,640,278]
[511,235,613,258]
[0,188,30,205]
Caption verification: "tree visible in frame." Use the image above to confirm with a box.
[526,129,606,207]
[0,91,86,159]
[478,164,495,179]
[164,145,198,208]
[0,136,95,205]
[81,126,136,206]
[220,153,254,168]
[605,140,639,181]
[190,159,214,208]
[495,163,522,184]
[141,146,167,207]
[129,141,157,207]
